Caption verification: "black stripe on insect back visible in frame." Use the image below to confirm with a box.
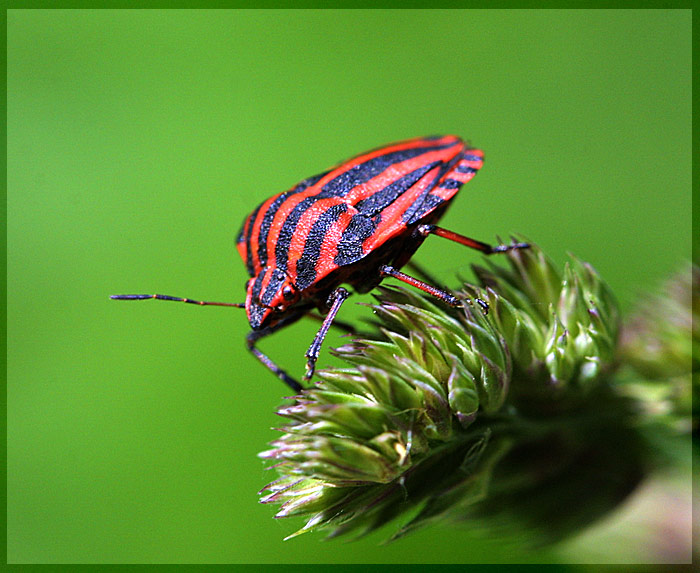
[406,194,445,224]
[250,268,267,302]
[256,171,330,267]
[295,203,349,290]
[355,161,441,217]
[261,268,289,306]
[439,178,463,190]
[455,165,477,175]
[334,213,378,266]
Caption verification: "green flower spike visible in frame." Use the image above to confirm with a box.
[259,243,647,543]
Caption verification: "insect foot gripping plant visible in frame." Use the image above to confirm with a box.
[259,244,696,544]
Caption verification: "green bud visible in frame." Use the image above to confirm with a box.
[473,243,620,399]
[446,359,479,429]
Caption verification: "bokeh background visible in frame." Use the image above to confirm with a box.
[8,9,692,564]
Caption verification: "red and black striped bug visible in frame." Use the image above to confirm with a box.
[113,135,528,393]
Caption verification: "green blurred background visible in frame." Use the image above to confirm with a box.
[8,9,691,564]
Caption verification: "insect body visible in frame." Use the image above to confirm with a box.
[113,135,528,393]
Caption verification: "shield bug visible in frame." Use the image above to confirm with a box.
[112,135,528,393]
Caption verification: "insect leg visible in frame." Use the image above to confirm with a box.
[110,294,245,307]
[416,225,529,254]
[379,265,488,312]
[304,287,351,381]
[308,312,356,335]
[247,314,306,393]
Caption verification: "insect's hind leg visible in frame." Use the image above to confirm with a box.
[417,225,529,254]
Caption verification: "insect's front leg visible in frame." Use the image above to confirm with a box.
[246,312,306,393]
[304,287,351,381]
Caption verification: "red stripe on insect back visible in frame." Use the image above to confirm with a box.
[341,134,461,166]
[236,216,249,263]
[291,202,354,289]
[246,193,283,274]
[237,209,260,277]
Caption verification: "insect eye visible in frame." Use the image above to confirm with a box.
[282,285,295,300]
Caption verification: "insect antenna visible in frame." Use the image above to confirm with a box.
[110,294,245,308]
